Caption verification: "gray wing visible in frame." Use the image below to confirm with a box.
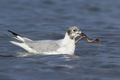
[24,40,60,53]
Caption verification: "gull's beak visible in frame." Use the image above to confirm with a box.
[80,33,86,36]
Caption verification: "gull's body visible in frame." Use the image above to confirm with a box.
[8,27,82,55]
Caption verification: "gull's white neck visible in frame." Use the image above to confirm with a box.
[57,33,75,55]
[62,33,75,45]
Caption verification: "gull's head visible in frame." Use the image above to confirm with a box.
[67,26,84,40]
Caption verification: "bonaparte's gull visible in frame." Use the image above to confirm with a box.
[8,26,84,55]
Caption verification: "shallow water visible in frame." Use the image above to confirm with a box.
[0,0,120,80]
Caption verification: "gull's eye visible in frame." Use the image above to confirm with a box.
[73,30,76,32]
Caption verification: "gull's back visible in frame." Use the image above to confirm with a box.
[24,39,61,53]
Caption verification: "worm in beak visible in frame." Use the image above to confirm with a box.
[75,34,101,45]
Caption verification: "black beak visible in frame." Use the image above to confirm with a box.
[80,33,86,36]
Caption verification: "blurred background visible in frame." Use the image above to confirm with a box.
[0,0,120,80]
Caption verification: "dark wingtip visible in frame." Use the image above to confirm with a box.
[8,30,19,36]
[8,30,12,32]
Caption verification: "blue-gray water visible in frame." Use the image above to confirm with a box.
[0,0,120,80]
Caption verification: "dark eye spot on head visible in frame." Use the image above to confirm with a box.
[67,29,71,36]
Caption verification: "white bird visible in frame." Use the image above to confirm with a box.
[8,26,84,55]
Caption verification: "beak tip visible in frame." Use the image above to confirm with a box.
[80,33,86,36]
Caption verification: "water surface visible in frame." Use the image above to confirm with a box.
[0,0,120,80]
